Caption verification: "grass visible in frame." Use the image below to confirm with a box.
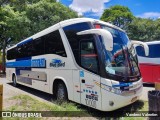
[3,94,149,120]
[120,101,148,120]
[4,94,90,120]
[6,94,89,111]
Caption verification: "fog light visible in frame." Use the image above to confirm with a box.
[109,101,114,106]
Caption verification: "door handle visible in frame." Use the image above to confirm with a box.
[81,79,85,83]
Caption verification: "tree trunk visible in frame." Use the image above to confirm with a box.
[2,39,6,74]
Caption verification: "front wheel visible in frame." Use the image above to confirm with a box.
[56,82,68,102]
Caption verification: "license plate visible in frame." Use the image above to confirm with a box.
[131,96,138,103]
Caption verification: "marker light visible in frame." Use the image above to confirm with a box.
[94,24,101,29]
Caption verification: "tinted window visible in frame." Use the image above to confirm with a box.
[80,41,98,73]
[148,44,160,58]
[7,30,67,60]
[32,37,45,56]
[63,22,99,74]
[136,46,145,57]
[17,40,33,58]
[63,22,92,64]
[101,25,129,45]
[7,47,17,60]
[45,30,67,57]
[136,44,160,58]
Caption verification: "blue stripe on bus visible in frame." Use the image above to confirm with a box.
[6,58,46,68]
[112,82,132,88]
[6,60,31,67]
[17,38,33,46]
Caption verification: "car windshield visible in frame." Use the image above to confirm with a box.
[101,25,140,79]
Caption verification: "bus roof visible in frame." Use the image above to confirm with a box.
[59,18,124,32]
[7,18,125,50]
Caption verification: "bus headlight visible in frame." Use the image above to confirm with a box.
[111,88,122,94]
[104,85,122,95]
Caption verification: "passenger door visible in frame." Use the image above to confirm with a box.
[79,40,101,110]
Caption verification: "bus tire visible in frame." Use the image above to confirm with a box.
[12,74,17,87]
[56,82,68,102]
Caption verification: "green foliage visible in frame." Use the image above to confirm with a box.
[0,0,78,47]
[0,0,77,73]
[26,0,77,35]
[100,5,160,41]
[5,94,148,119]
[100,5,134,29]
[127,18,160,41]
[0,6,31,43]
[6,94,89,118]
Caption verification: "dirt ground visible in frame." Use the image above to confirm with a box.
[0,77,97,119]
[0,76,155,120]
[0,77,154,103]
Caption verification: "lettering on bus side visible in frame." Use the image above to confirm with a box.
[85,94,98,108]
[31,59,46,68]
[50,59,65,67]
[85,99,96,108]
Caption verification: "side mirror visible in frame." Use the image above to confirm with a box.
[131,40,149,56]
[77,29,113,51]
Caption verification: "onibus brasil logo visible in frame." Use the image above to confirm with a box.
[50,59,65,67]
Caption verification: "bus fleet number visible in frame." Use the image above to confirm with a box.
[85,99,96,108]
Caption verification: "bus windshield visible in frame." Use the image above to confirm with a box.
[101,25,140,81]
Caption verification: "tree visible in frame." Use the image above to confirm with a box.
[100,5,134,29]
[0,0,78,73]
[1,0,78,43]
[154,19,160,40]
[0,5,31,73]
[25,0,78,35]
[127,18,160,41]
[100,5,160,41]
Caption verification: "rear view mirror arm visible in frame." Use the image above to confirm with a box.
[131,40,149,56]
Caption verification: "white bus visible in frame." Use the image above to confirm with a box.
[6,18,148,111]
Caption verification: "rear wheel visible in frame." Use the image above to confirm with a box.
[12,75,17,87]
[56,82,68,102]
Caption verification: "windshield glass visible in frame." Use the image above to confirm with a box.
[101,25,140,80]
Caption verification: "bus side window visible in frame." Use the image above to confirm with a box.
[44,30,67,57]
[7,47,17,60]
[136,46,145,57]
[25,41,34,57]
[63,22,92,65]
[32,37,45,56]
[80,41,98,74]
[149,44,160,58]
